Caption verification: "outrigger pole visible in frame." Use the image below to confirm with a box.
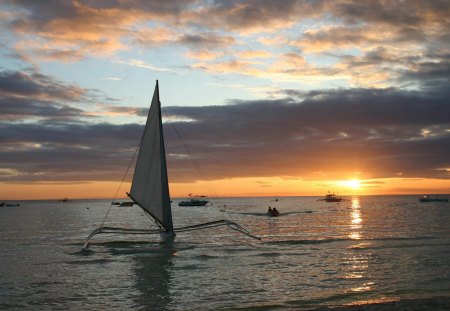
[83,219,260,249]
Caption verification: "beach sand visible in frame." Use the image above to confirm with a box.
[312,296,450,310]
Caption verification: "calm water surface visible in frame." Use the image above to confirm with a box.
[0,196,449,310]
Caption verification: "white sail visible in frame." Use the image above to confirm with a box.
[129,81,173,232]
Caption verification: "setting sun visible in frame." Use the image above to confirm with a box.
[343,179,361,189]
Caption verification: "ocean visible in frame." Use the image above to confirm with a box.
[0,195,449,310]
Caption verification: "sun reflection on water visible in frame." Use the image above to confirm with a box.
[350,281,375,292]
[344,197,374,294]
[349,198,362,240]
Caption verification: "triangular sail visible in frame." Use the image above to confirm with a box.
[129,81,173,232]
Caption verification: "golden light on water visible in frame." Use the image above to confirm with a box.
[350,282,374,292]
[349,198,362,240]
[345,198,373,293]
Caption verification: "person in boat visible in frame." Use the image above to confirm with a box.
[271,207,280,217]
[268,206,272,215]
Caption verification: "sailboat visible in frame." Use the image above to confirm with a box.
[83,81,259,249]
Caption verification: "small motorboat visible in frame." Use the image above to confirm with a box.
[419,195,448,202]
[267,207,280,217]
[1,202,20,207]
[179,198,209,206]
[318,193,343,202]
[119,201,134,207]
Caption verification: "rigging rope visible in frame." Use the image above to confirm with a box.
[100,143,140,227]
[98,107,235,229]
[162,108,231,219]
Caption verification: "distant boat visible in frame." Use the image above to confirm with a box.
[419,195,448,202]
[318,193,343,202]
[119,201,134,207]
[111,201,135,206]
[83,81,259,249]
[0,202,20,207]
[267,207,280,217]
[179,194,209,206]
[179,199,209,206]
[61,198,70,202]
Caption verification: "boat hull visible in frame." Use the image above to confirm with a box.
[325,198,342,202]
[179,200,209,206]
[419,198,448,202]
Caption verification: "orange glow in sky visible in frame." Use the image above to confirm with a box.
[1,177,449,200]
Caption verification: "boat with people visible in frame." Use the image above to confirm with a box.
[83,81,260,249]
[267,206,280,217]
[318,192,343,202]
[419,195,449,202]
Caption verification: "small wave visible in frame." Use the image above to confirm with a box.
[98,240,163,247]
[178,264,202,271]
[264,236,439,247]
[257,252,283,257]
[219,210,316,217]
[351,241,450,251]
[70,248,95,256]
[197,254,221,260]
[264,238,350,246]
[370,236,437,242]
[110,248,176,255]
[64,258,114,265]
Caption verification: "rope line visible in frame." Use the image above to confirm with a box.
[100,143,140,227]
[162,108,230,219]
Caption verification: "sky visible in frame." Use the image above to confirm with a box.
[0,0,449,200]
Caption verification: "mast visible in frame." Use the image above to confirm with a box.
[157,80,174,232]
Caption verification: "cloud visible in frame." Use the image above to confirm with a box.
[160,87,449,181]
[0,69,128,123]
[2,0,449,92]
[185,50,224,61]
[0,70,84,100]
[1,70,448,184]
[190,0,325,34]
[335,48,450,88]
[2,0,196,61]
[191,59,262,75]
[0,122,142,183]
[237,50,272,59]
[0,69,91,121]
[177,33,235,50]
[397,53,450,89]
[114,58,176,73]
[294,26,379,53]
[130,26,177,48]
[331,0,450,29]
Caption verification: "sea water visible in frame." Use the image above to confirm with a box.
[0,196,449,310]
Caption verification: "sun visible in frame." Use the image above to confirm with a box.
[344,179,361,189]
